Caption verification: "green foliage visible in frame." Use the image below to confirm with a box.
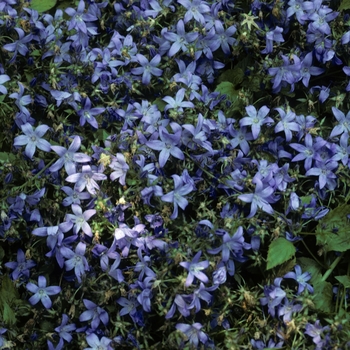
[312,280,334,314]
[316,205,350,253]
[215,82,239,103]
[0,275,19,326]
[266,237,296,270]
[29,0,57,12]
[338,0,350,11]
[334,275,350,288]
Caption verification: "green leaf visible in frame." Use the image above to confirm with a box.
[153,97,166,112]
[96,129,109,142]
[266,238,296,270]
[335,275,350,289]
[3,302,16,326]
[312,280,334,313]
[217,68,244,86]
[339,0,350,11]
[316,204,350,253]
[0,152,16,163]
[215,82,239,103]
[30,0,57,12]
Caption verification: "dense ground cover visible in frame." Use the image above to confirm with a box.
[1,0,350,348]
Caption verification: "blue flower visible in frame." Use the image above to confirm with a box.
[13,123,51,159]
[284,264,314,294]
[180,250,209,287]
[85,333,112,350]
[79,299,109,330]
[55,314,76,343]
[131,54,163,85]
[175,323,208,347]
[26,276,61,309]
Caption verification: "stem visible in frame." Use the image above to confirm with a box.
[321,252,345,282]
[300,239,326,269]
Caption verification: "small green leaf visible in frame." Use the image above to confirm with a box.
[339,0,350,11]
[312,280,334,313]
[217,68,244,86]
[30,0,57,12]
[316,204,350,253]
[215,82,239,103]
[153,98,166,112]
[266,238,296,270]
[335,275,350,289]
[0,152,16,163]
[3,302,16,326]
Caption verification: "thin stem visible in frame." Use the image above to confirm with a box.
[300,239,326,269]
[321,252,345,282]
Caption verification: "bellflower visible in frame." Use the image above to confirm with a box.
[131,54,163,85]
[79,299,109,330]
[85,333,112,350]
[13,123,51,159]
[26,276,61,309]
[305,320,330,349]
[238,178,279,218]
[50,136,91,175]
[163,88,194,113]
[300,52,325,87]
[61,242,90,283]
[305,159,338,190]
[260,277,286,317]
[309,6,338,35]
[278,298,303,323]
[239,105,273,140]
[64,204,96,237]
[330,107,350,138]
[209,21,237,55]
[61,186,91,206]
[178,0,210,25]
[3,28,33,63]
[284,264,314,294]
[65,165,107,195]
[274,108,300,142]
[0,74,10,94]
[146,126,184,168]
[175,323,208,347]
[76,97,105,128]
[261,26,284,54]
[180,250,209,287]
[55,314,76,343]
[109,153,129,185]
[9,82,32,116]
[5,249,36,280]
[161,174,193,219]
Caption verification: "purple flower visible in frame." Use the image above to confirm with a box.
[163,19,199,56]
[0,328,7,348]
[287,0,313,24]
[161,174,193,219]
[309,6,338,35]
[50,136,91,175]
[116,296,139,317]
[64,204,96,237]
[278,298,303,323]
[190,282,215,311]
[131,54,163,85]
[26,276,61,309]
[66,165,107,195]
[177,0,210,25]
[76,97,105,128]
[61,186,91,206]
[55,314,76,343]
[239,105,273,140]
[109,153,129,185]
[284,265,314,294]
[212,265,227,285]
[163,88,194,113]
[260,277,286,317]
[300,52,325,87]
[305,320,330,348]
[79,299,109,330]
[175,323,208,347]
[274,108,300,142]
[209,21,237,55]
[305,159,338,190]
[261,26,284,54]
[65,0,97,34]
[238,178,279,218]
[61,242,89,283]
[330,107,350,138]
[0,74,10,94]
[85,333,112,350]
[5,249,36,280]
[9,82,32,116]
[166,294,193,319]
[13,123,51,159]
[3,28,33,63]
[180,250,209,287]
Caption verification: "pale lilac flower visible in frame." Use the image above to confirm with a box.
[261,26,284,54]
[79,299,109,330]
[76,97,105,128]
[5,249,36,280]
[161,174,193,219]
[65,165,107,195]
[274,108,300,142]
[64,204,96,237]
[260,277,286,317]
[61,242,89,283]
[109,153,129,185]
[239,105,273,139]
[278,298,303,323]
[175,323,208,347]
[3,28,33,63]
[65,0,97,34]
[180,250,209,287]
[26,276,61,309]
[131,54,163,85]
[177,0,210,25]
[284,265,314,294]
[330,107,350,138]
[163,88,194,113]
[13,123,51,159]
[50,136,91,175]
[85,333,112,350]
[305,320,330,349]
[0,74,10,94]
[55,314,76,343]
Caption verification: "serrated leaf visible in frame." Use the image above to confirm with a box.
[3,302,16,325]
[266,238,296,270]
[312,280,334,313]
[339,0,350,11]
[335,275,350,289]
[316,204,350,253]
[153,98,166,112]
[0,152,16,163]
[217,68,244,86]
[215,82,239,103]
[30,0,57,12]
